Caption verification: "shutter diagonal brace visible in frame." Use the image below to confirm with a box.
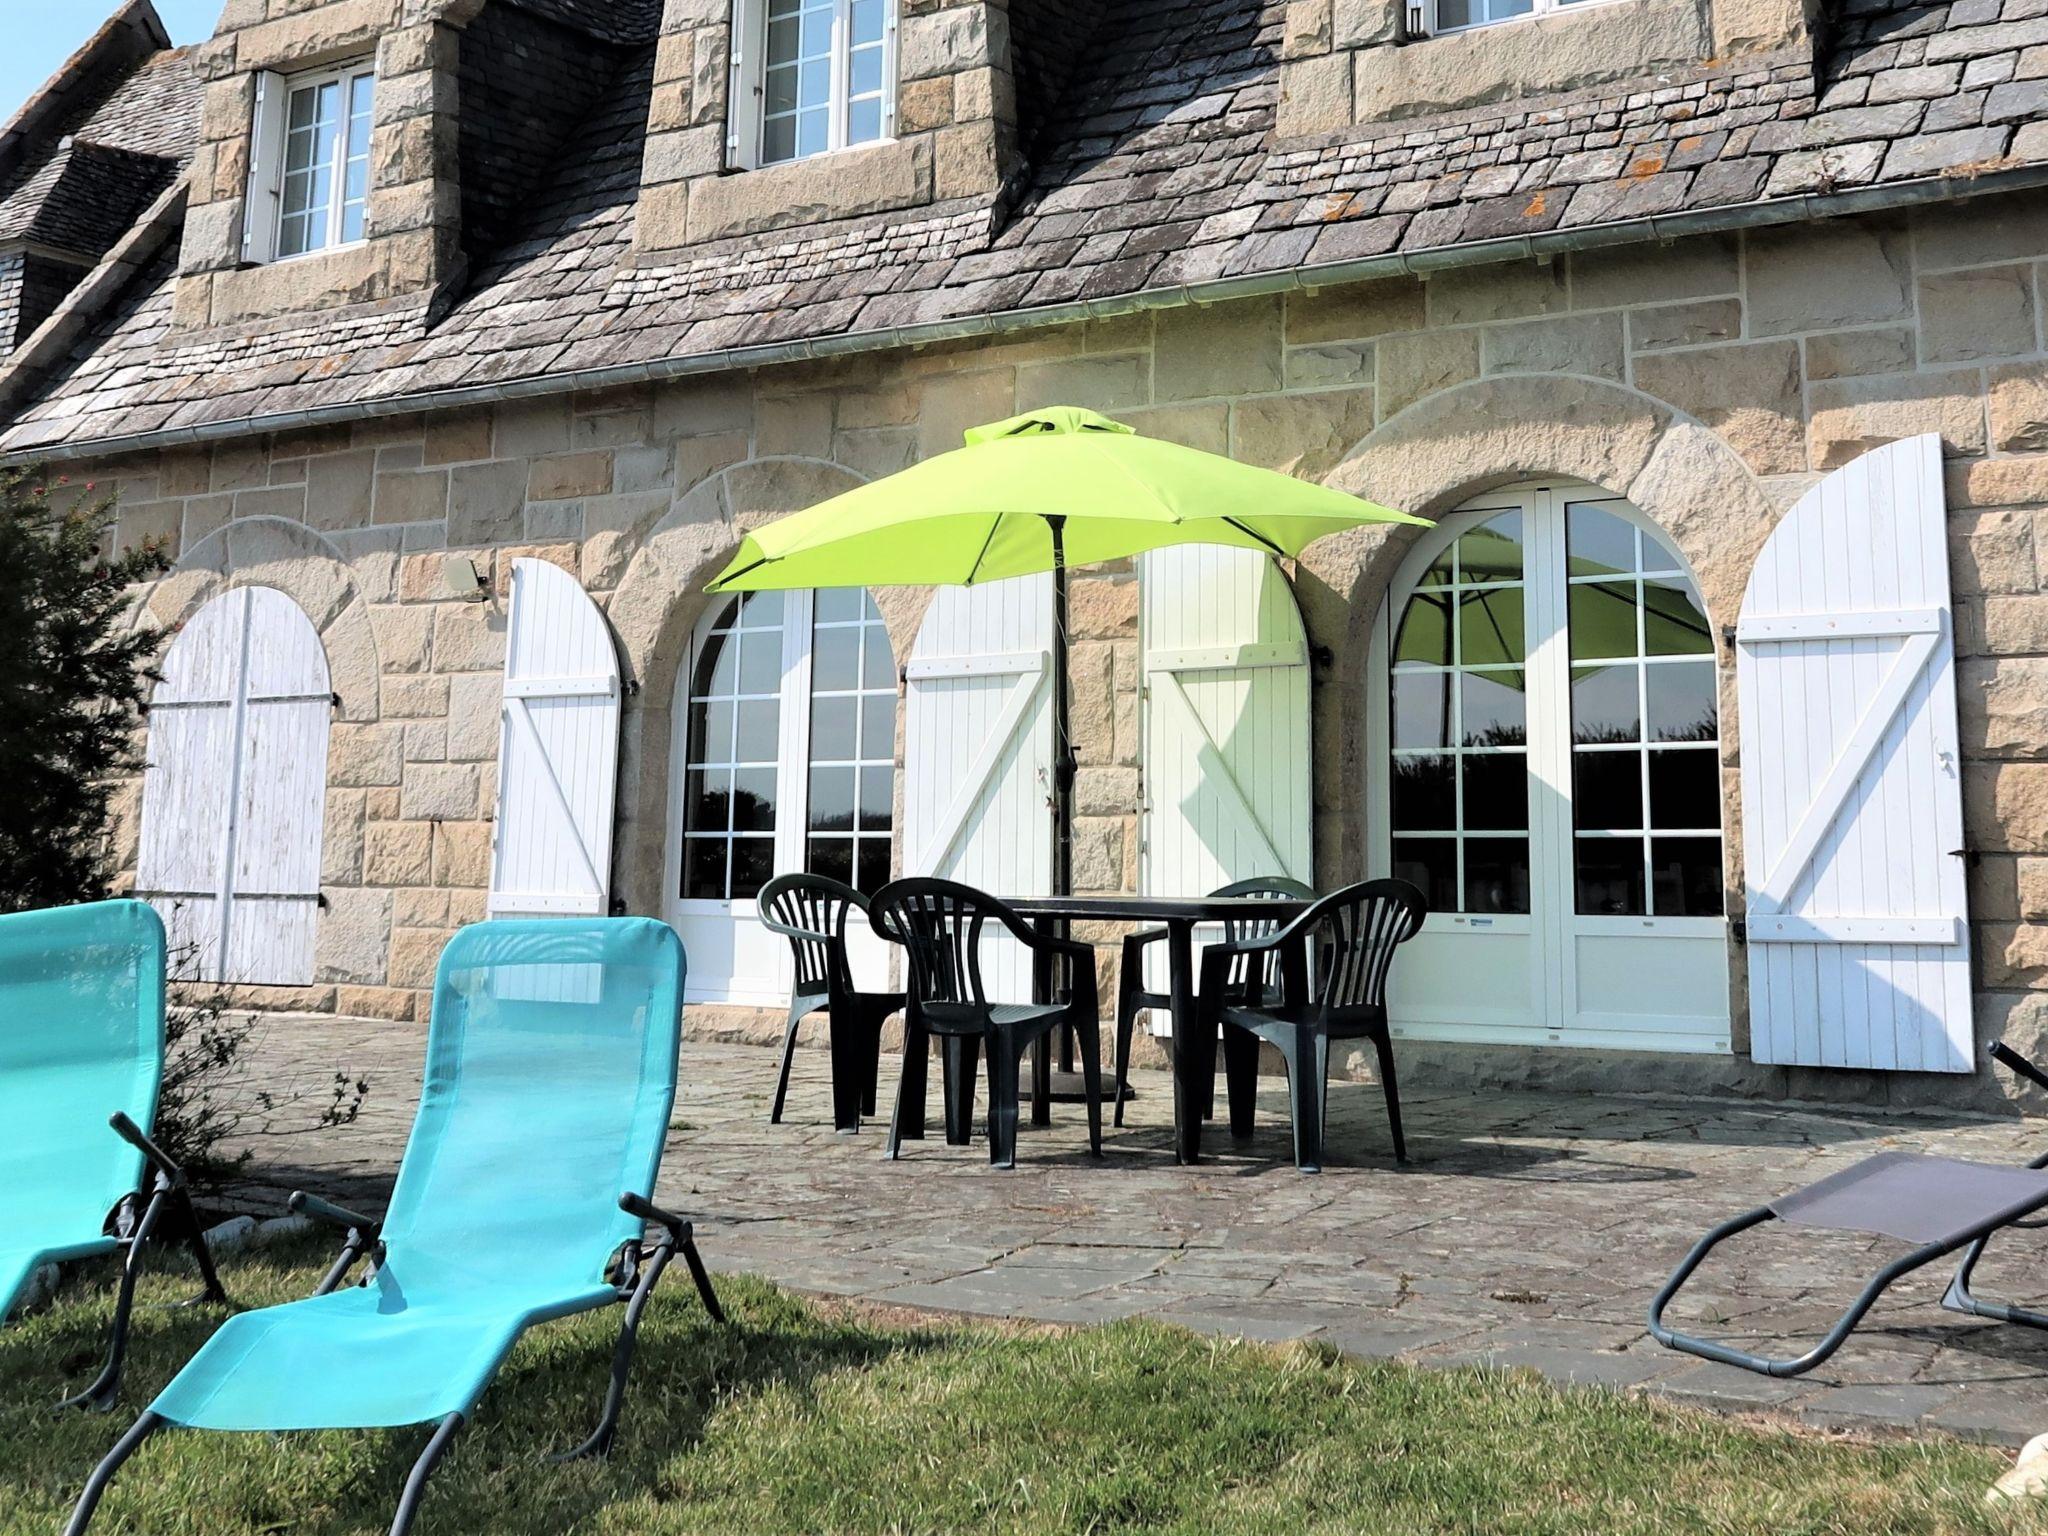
[1743,619,1942,917]
[1155,670,1290,879]
[913,653,1049,877]
[505,695,606,902]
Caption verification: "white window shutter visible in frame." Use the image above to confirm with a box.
[1736,433,1973,1072]
[243,70,284,265]
[1140,546,1314,898]
[903,573,1055,999]
[137,587,331,985]
[488,559,623,919]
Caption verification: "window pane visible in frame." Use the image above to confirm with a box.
[738,633,781,694]
[731,838,775,901]
[848,96,883,144]
[1434,0,1472,26]
[1462,752,1528,832]
[1644,576,1713,656]
[1464,839,1530,914]
[812,631,860,691]
[1566,505,1636,579]
[731,768,778,832]
[765,63,799,114]
[860,694,894,757]
[1392,838,1456,913]
[687,768,733,831]
[763,116,797,162]
[1393,599,1451,667]
[1646,661,1717,742]
[1571,664,1640,744]
[695,701,734,763]
[736,701,779,761]
[815,587,863,623]
[1391,755,1454,831]
[861,624,894,688]
[1460,669,1526,747]
[1652,838,1724,916]
[1569,582,1638,662]
[683,839,727,900]
[1457,513,1522,582]
[808,837,854,886]
[1572,751,1641,831]
[859,766,893,831]
[1458,588,1523,666]
[740,591,784,628]
[1392,671,1451,749]
[798,107,829,158]
[851,0,885,43]
[800,7,832,54]
[1576,838,1646,917]
[1649,749,1719,831]
[851,45,883,96]
[809,766,856,832]
[857,839,891,897]
[811,695,857,759]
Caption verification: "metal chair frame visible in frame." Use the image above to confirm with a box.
[1648,1040,2048,1378]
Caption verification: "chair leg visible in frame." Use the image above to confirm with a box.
[827,1008,863,1135]
[1222,1023,1261,1140]
[769,1005,805,1125]
[888,1021,929,1158]
[179,1187,229,1307]
[1283,1025,1327,1174]
[551,1245,674,1462]
[63,1410,161,1536]
[1942,1231,2048,1329]
[390,1414,464,1536]
[1076,1013,1104,1157]
[860,1002,887,1118]
[678,1229,726,1324]
[986,1032,1021,1169]
[1114,939,1141,1129]
[942,1035,981,1147]
[59,1186,169,1413]
[1372,1030,1408,1164]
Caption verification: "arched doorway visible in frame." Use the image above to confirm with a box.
[1366,480,1731,1054]
[664,586,898,1005]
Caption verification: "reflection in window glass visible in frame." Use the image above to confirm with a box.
[1390,514,1530,914]
[760,0,892,165]
[807,590,896,896]
[1564,502,1723,917]
[683,595,782,902]
[277,67,373,258]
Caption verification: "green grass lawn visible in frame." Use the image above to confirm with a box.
[1,1237,2040,1536]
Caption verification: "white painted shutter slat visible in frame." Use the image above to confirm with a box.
[136,587,330,986]
[1736,434,1972,1073]
[904,574,1055,1002]
[488,560,623,921]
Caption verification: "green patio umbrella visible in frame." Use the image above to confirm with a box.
[708,405,1428,896]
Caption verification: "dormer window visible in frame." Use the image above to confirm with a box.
[729,0,896,169]
[243,60,375,264]
[1416,0,1607,33]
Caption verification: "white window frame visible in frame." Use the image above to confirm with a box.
[1413,0,1616,37]
[726,0,899,172]
[243,59,376,266]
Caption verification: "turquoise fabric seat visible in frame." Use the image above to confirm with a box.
[69,918,724,1536]
[0,900,165,1322]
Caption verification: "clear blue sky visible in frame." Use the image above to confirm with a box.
[3,2,220,127]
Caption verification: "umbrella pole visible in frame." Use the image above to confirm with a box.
[1049,514,1074,899]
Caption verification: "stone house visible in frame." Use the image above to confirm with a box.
[4,0,2048,1109]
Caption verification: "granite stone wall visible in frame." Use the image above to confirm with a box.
[70,188,2048,1108]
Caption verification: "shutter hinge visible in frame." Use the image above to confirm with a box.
[1720,623,1739,654]
[1311,643,1335,669]
[317,892,330,911]
[609,897,627,916]
[330,692,342,711]
[624,678,641,697]
[1730,917,1745,944]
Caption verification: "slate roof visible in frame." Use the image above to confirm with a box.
[3,0,2046,455]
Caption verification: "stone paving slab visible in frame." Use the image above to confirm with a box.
[219,1018,2048,1447]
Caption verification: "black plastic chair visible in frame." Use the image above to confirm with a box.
[1113,876,1316,1128]
[758,874,904,1134]
[1649,1040,2048,1378]
[1201,878,1426,1173]
[870,878,1103,1169]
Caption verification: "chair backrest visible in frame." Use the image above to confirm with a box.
[0,900,164,1238]
[1301,879,1427,1023]
[378,918,684,1295]
[758,873,864,998]
[1211,877,1316,999]
[869,878,1031,1022]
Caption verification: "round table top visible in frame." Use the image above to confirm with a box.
[1004,893,1314,923]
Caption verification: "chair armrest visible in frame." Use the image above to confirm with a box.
[620,1191,691,1241]
[1120,925,1169,954]
[289,1190,382,1240]
[109,1111,186,1187]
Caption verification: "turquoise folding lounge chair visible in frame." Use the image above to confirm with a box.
[67,918,724,1536]
[1,899,225,1410]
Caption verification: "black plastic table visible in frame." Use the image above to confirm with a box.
[1006,894,1312,1164]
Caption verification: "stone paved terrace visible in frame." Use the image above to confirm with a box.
[222,1019,2048,1448]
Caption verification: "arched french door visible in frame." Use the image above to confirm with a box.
[664,587,897,1005]
[1366,481,1731,1053]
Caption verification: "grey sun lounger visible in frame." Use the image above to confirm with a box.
[1650,1041,2048,1377]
